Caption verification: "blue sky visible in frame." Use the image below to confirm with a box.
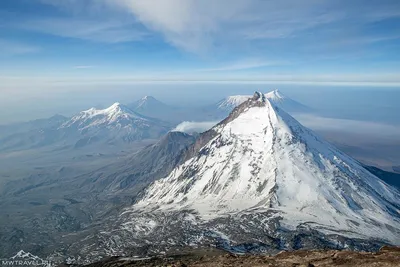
[1,0,400,124]
[1,0,400,87]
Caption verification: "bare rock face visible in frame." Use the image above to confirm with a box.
[83,246,400,267]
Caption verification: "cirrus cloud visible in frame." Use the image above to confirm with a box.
[105,0,400,53]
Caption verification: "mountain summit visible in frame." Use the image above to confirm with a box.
[127,96,181,123]
[133,91,399,245]
[60,103,170,145]
[264,89,284,101]
[265,89,312,113]
[210,90,312,119]
[61,102,144,129]
[132,96,164,111]
[216,95,253,112]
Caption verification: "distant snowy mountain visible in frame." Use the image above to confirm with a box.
[0,103,171,151]
[205,89,312,120]
[265,89,313,113]
[216,95,252,112]
[62,102,149,130]
[127,96,184,123]
[60,103,170,146]
[129,96,169,112]
[84,92,399,258]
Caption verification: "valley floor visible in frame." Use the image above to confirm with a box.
[84,246,400,267]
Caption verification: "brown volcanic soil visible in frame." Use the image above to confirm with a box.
[84,246,400,267]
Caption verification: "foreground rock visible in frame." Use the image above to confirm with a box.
[83,246,400,267]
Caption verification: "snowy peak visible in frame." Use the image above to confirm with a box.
[265,89,285,101]
[126,95,181,123]
[214,89,311,115]
[225,91,267,109]
[216,91,279,127]
[58,102,170,144]
[135,91,400,244]
[61,103,146,130]
[216,90,279,111]
[266,89,312,113]
[217,95,252,111]
[82,102,137,118]
[101,102,140,120]
[106,102,126,111]
[142,96,154,101]
[136,96,157,108]
[132,95,169,111]
[142,95,158,102]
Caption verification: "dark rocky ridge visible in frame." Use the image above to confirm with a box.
[82,246,400,267]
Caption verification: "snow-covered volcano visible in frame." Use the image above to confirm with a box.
[135,92,400,244]
[61,102,146,129]
[0,103,171,151]
[60,103,170,145]
[127,96,183,123]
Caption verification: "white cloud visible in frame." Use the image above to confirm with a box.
[8,0,399,58]
[173,121,218,133]
[15,18,147,43]
[171,115,400,139]
[108,0,243,52]
[105,0,400,53]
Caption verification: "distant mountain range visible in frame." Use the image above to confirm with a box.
[126,90,313,124]
[0,90,312,152]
